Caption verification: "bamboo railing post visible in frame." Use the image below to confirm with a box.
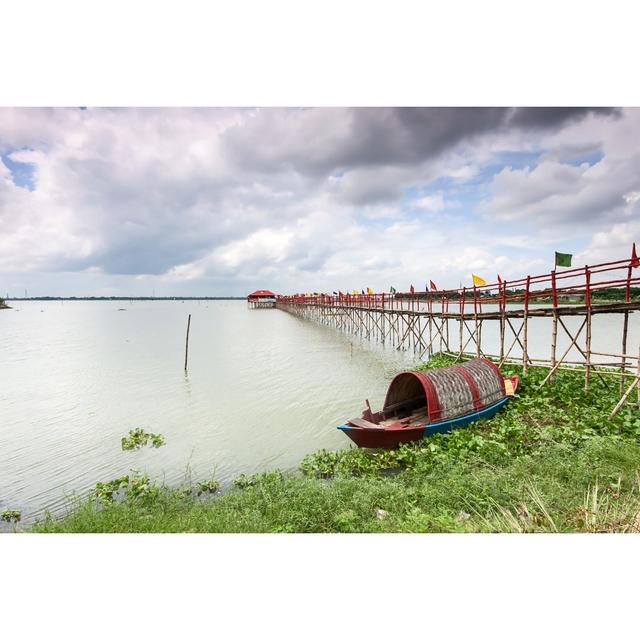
[184,313,191,372]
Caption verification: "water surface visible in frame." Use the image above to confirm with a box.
[1,300,637,524]
[1,300,414,522]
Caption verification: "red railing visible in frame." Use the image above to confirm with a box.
[276,251,640,314]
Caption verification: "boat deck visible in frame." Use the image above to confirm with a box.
[379,407,428,428]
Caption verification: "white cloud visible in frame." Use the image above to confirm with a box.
[0,107,637,296]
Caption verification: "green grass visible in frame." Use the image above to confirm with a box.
[31,354,640,533]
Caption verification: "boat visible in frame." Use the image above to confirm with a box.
[337,358,518,448]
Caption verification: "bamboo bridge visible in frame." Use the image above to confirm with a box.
[276,252,640,414]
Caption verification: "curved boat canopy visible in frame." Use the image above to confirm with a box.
[383,358,506,423]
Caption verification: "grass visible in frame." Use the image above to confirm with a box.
[31,354,640,533]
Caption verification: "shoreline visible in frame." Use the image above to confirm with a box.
[22,354,640,533]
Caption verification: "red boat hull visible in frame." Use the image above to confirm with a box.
[339,425,425,448]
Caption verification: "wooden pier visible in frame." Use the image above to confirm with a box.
[277,253,640,409]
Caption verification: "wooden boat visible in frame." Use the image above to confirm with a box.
[338,358,518,448]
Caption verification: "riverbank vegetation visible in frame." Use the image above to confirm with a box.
[32,355,640,533]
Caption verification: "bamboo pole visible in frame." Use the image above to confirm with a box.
[585,309,592,392]
[428,313,433,357]
[610,374,640,419]
[620,311,629,396]
[539,317,587,387]
[523,275,530,373]
[184,313,191,372]
[637,346,640,408]
[551,311,558,382]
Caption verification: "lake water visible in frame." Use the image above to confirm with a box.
[1,300,638,524]
[0,300,416,523]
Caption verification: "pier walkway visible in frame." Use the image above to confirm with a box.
[277,253,640,409]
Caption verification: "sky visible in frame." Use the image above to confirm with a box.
[1,106,639,297]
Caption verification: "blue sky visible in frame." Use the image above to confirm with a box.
[1,151,35,190]
[0,107,638,297]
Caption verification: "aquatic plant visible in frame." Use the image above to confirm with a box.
[196,479,220,495]
[91,473,160,506]
[91,476,130,502]
[121,428,166,450]
[232,470,285,490]
[1,509,21,523]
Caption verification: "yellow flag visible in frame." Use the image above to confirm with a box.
[352,289,359,295]
[472,274,487,286]
[366,287,374,295]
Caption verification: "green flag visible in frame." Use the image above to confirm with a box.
[390,286,396,294]
[555,251,572,268]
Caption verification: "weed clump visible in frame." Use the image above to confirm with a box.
[121,428,165,451]
[1,509,21,523]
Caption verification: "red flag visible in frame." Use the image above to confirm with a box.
[409,284,415,294]
[632,242,640,269]
[497,274,503,284]
[430,280,437,291]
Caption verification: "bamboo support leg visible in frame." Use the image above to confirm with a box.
[523,311,529,374]
[475,314,480,357]
[610,375,640,419]
[585,310,592,393]
[428,315,433,356]
[637,346,640,408]
[620,311,629,397]
[551,312,558,382]
[539,318,587,387]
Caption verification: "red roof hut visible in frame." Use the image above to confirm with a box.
[247,289,277,308]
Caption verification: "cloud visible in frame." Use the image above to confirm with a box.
[0,106,635,297]
[222,107,616,178]
[481,151,640,226]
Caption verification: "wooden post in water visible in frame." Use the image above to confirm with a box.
[184,313,191,372]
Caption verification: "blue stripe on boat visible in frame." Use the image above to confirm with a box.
[337,396,509,437]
